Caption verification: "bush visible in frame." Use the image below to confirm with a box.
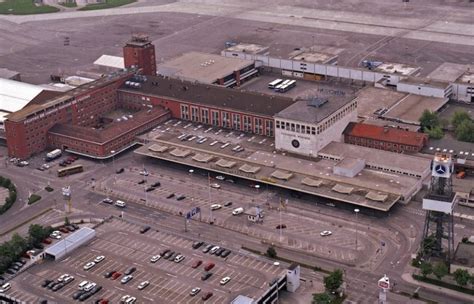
[28,194,42,205]
[453,269,470,286]
[0,177,17,215]
[426,126,444,139]
[266,246,277,258]
[324,269,344,294]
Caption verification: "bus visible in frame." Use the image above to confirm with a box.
[274,79,290,91]
[57,164,84,177]
[268,79,283,89]
[279,80,297,93]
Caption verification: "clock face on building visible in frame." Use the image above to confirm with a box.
[291,139,300,148]
[434,164,446,175]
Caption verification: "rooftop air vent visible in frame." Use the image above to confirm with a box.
[307,97,328,108]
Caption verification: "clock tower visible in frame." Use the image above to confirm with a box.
[421,153,456,262]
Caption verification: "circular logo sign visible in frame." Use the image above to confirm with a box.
[435,164,446,175]
[291,139,300,148]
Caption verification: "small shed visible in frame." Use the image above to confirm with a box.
[245,206,264,222]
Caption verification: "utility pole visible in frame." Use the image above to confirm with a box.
[354,209,360,251]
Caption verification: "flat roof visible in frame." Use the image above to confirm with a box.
[399,76,450,89]
[0,68,19,79]
[93,55,125,69]
[157,51,254,84]
[427,62,470,83]
[119,75,295,117]
[224,43,268,54]
[48,107,168,144]
[382,94,448,125]
[275,95,356,124]
[360,118,421,132]
[319,141,431,177]
[290,51,337,64]
[458,72,474,84]
[133,123,422,211]
[355,87,406,119]
[45,227,95,257]
[374,63,419,76]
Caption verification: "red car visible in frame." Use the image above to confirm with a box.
[202,292,213,301]
[99,300,108,304]
[204,262,215,271]
[111,272,121,280]
[42,238,52,244]
[191,260,202,269]
[59,227,69,233]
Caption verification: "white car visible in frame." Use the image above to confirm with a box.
[121,275,133,284]
[232,207,244,215]
[320,230,332,237]
[83,262,96,270]
[0,282,11,293]
[210,183,221,189]
[83,282,96,292]
[125,297,137,304]
[210,246,220,254]
[78,280,89,290]
[115,200,126,208]
[137,280,150,290]
[190,287,201,296]
[94,255,105,263]
[50,231,61,239]
[57,274,70,282]
[211,204,222,210]
[63,275,74,284]
[150,255,161,263]
[174,255,185,263]
[220,276,231,285]
[215,176,225,180]
[139,170,149,176]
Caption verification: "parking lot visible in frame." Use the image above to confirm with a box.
[5,218,286,303]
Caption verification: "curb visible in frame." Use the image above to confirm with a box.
[0,207,52,237]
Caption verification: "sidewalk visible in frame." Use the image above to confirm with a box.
[401,273,474,302]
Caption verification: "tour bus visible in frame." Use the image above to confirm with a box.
[268,79,283,89]
[57,164,84,177]
[279,80,297,93]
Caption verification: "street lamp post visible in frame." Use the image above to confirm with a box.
[354,208,360,251]
[110,150,116,184]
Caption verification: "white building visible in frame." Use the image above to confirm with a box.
[396,77,452,99]
[274,96,357,157]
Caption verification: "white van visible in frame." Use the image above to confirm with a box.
[115,200,126,208]
[232,207,244,215]
[78,280,89,290]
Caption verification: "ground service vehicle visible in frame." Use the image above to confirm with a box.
[46,149,62,161]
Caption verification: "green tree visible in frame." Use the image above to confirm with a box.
[453,269,470,286]
[28,224,48,245]
[10,233,28,256]
[420,110,440,131]
[451,110,471,129]
[455,119,474,143]
[426,126,444,139]
[432,262,448,280]
[266,246,277,258]
[312,292,332,304]
[420,262,432,278]
[324,269,344,294]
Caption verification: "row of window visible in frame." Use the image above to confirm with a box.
[346,136,421,152]
[180,104,273,136]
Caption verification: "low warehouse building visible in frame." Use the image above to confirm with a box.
[44,227,95,260]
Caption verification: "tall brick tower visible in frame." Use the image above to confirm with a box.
[123,34,156,76]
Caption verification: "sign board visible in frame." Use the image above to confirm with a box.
[186,207,201,219]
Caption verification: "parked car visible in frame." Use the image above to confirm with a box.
[41,279,53,288]
[83,282,96,292]
[111,272,121,280]
[150,255,161,263]
[115,200,126,208]
[204,262,215,271]
[190,287,201,296]
[174,255,185,263]
[124,267,136,275]
[121,275,133,284]
[163,251,174,259]
[94,256,105,263]
[145,186,155,192]
[42,238,52,244]
[210,183,221,189]
[166,193,175,199]
[202,244,213,253]
[83,262,96,270]
[151,181,161,187]
[191,260,202,269]
[215,248,226,256]
[176,195,186,201]
[52,282,65,291]
[224,201,233,207]
[102,198,114,204]
[137,280,149,290]
[232,207,244,215]
[202,292,213,300]
[139,170,149,176]
[140,226,151,234]
[209,246,220,254]
[72,290,85,300]
[104,271,115,278]
[276,224,287,229]
[201,272,212,281]
[116,168,124,174]
[220,276,231,285]
[192,241,204,249]
[215,176,225,181]
[160,249,171,256]
[220,249,231,258]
